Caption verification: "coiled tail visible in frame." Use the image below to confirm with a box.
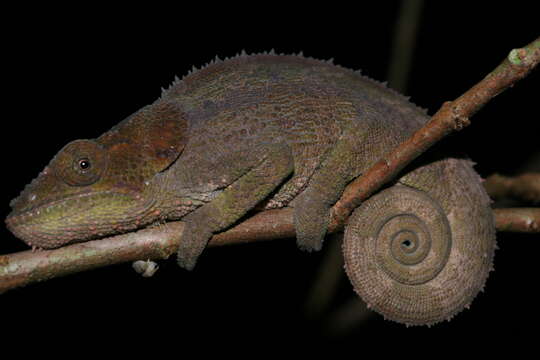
[343,158,496,326]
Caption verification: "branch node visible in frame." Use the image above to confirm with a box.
[449,103,471,130]
[508,48,526,66]
[454,114,470,130]
[508,40,540,67]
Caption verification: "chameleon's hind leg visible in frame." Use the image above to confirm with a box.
[294,135,362,252]
[177,144,294,270]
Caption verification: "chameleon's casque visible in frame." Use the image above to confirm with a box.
[6,53,496,326]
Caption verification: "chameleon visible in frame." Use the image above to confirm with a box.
[5,53,496,326]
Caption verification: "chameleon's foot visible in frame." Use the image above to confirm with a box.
[294,191,329,252]
[176,222,213,271]
[176,253,198,271]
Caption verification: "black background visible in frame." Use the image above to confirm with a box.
[1,1,538,353]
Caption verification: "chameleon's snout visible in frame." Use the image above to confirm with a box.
[5,160,80,248]
[5,206,78,249]
[6,212,56,249]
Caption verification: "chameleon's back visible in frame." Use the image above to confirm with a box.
[161,55,430,208]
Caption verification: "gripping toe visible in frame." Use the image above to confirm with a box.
[294,192,329,252]
[176,251,198,271]
[176,222,213,271]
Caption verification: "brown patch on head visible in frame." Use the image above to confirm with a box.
[98,99,188,175]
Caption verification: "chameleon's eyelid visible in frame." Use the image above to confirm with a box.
[55,139,108,186]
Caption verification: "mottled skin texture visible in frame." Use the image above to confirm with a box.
[5,54,495,325]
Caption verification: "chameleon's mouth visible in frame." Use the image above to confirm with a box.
[5,192,112,249]
[5,214,74,249]
[6,191,157,249]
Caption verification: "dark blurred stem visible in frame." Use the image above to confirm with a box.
[387,0,424,92]
[484,173,540,204]
[323,298,372,337]
[304,233,345,319]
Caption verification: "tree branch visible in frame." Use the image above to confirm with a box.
[331,36,540,224]
[1,37,539,294]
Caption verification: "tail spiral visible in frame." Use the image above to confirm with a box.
[343,159,496,326]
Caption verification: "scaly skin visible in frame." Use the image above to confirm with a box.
[5,53,496,324]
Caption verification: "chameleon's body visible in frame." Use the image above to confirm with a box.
[6,54,496,325]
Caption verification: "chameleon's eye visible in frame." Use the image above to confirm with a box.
[78,158,91,171]
[53,139,108,186]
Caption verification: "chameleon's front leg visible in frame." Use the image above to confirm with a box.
[294,133,363,252]
[177,144,294,270]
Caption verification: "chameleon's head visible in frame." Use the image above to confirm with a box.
[6,100,188,249]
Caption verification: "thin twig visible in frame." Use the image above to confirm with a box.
[1,37,539,294]
[484,173,540,203]
[493,208,540,233]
